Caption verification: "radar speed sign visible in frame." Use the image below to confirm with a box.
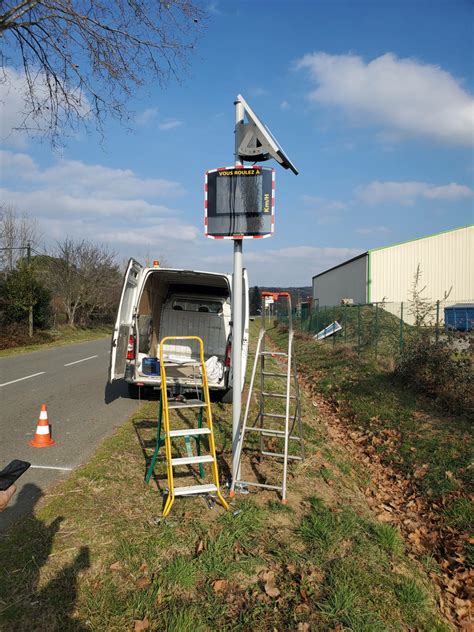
[205,166,275,239]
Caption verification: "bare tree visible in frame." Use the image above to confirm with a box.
[45,237,120,326]
[0,205,39,270]
[0,0,205,143]
[408,264,435,327]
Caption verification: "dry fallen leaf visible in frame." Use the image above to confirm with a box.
[134,618,150,631]
[195,539,205,555]
[376,511,393,523]
[260,570,280,598]
[109,561,122,572]
[212,579,229,593]
[136,576,151,589]
[297,624,310,631]
[139,563,149,574]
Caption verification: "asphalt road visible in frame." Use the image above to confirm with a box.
[0,337,139,531]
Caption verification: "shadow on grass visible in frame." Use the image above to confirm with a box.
[0,484,90,631]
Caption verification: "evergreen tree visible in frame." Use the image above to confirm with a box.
[250,286,261,315]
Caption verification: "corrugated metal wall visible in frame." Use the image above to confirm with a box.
[370,225,473,303]
[312,255,368,306]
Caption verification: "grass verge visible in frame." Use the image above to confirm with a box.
[0,324,112,357]
[0,321,449,631]
[268,324,472,627]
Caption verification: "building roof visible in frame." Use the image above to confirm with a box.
[312,252,367,280]
[368,224,472,253]
[312,224,472,281]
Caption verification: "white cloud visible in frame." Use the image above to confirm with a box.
[357,180,473,205]
[280,100,290,111]
[159,118,183,131]
[302,194,348,224]
[296,52,474,145]
[0,150,184,200]
[423,183,473,200]
[0,66,89,148]
[136,107,159,126]
[0,150,198,258]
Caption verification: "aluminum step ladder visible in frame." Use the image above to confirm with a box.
[145,335,229,517]
[230,292,304,503]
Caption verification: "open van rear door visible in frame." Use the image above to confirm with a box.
[109,258,142,382]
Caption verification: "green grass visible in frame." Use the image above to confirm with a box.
[0,320,450,631]
[298,496,446,631]
[0,324,112,356]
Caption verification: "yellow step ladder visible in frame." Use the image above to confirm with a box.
[159,336,229,517]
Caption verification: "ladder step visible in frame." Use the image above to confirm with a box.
[172,455,214,466]
[234,480,282,491]
[173,483,217,496]
[168,399,206,410]
[261,412,287,419]
[260,351,288,357]
[262,392,295,399]
[262,372,288,378]
[261,451,303,461]
[168,428,211,438]
[246,427,301,440]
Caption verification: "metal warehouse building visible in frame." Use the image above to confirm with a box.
[312,225,473,308]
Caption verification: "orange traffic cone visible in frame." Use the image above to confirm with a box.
[29,404,56,448]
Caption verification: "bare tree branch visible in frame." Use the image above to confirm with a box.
[0,0,206,144]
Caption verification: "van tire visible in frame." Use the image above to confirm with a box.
[138,315,153,354]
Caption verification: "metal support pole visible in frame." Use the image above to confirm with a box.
[231,97,245,474]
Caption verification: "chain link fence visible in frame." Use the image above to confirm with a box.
[278,300,473,360]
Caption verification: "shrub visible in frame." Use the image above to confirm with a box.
[395,334,473,415]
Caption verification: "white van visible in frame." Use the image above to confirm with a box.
[109,259,249,400]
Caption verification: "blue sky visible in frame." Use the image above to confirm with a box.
[1,0,473,285]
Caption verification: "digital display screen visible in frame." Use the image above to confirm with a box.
[206,167,273,238]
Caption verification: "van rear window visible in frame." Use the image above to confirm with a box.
[172,298,223,314]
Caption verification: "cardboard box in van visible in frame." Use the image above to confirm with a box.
[109,259,249,400]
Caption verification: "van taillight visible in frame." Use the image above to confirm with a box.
[225,340,232,367]
[127,334,135,360]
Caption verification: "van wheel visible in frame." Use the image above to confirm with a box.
[138,315,153,354]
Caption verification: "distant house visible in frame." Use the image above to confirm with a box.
[312,225,473,313]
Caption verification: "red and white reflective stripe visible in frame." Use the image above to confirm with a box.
[271,169,276,233]
[204,170,208,235]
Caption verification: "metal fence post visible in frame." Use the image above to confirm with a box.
[357,304,361,353]
[399,302,404,352]
[435,300,440,342]
[374,302,379,361]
